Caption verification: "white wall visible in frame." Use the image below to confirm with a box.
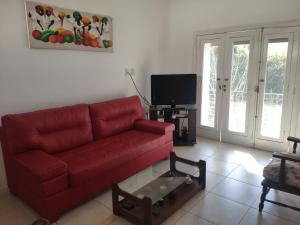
[165,0,300,73]
[0,0,170,191]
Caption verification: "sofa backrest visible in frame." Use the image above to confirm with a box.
[89,96,144,139]
[1,104,93,155]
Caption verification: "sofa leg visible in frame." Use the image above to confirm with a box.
[259,185,269,212]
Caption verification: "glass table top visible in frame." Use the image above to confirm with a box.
[118,170,193,205]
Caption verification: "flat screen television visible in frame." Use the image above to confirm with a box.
[151,74,197,107]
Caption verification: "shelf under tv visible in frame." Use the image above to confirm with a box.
[149,106,197,146]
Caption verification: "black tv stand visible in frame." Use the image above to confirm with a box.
[149,106,197,146]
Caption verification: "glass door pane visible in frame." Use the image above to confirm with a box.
[200,43,219,127]
[260,39,289,139]
[228,41,250,133]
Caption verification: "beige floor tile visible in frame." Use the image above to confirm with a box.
[0,192,38,224]
[162,209,187,225]
[176,161,199,175]
[193,171,225,191]
[216,142,252,152]
[228,165,263,187]
[57,201,115,225]
[239,208,297,225]
[174,147,208,161]
[211,148,254,165]
[0,203,37,225]
[109,209,186,225]
[205,158,239,176]
[190,193,248,225]
[153,159,170,175]
[210,178,261,206]
[249,150,272,167]
[95,189,113,209]
[205,172,225,191]
[174,212,215,225]
[153,158,200,176]
[0,192,28,216]
[182,191,207,212]
[192,140,220,157]
[252,190,300,224]
[251,149,272,159]
[109,217,132,225]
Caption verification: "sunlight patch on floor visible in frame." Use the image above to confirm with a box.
[234,151,263,175]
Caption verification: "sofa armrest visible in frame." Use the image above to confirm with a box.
[14,150,67,182]
[134,119,175,134]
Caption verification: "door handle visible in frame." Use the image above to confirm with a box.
[217,78,222,90]
[223,84,227,92]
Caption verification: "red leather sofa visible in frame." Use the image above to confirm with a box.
[0,96,174,222]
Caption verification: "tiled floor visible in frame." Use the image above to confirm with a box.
[1,138,300,225]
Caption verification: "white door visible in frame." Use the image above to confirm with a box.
[221,31,260,146]
[197,31,259,146]
[255,28,297,151]
[197,34,225,140]
[196,27,300,151]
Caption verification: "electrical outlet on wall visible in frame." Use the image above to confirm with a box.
[125,68,135,76]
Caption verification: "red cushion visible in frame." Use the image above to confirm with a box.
[2,104,93,154]
[14,151,67,182]
[135,119,175,134]
[56,130,166,186]
[89,96,144,139]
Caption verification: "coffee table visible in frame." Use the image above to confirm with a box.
[112,152,206,225]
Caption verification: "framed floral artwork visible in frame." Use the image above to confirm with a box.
[25,1,113,52]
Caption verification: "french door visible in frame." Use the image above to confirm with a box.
[255,28,298,151]
[196,27,300,151]
[197,30,259,147]
[221,31,259,146]
[197,34,224,140]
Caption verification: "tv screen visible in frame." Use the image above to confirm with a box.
[151,74,197,106]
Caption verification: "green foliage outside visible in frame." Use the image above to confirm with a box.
[208,45,287,95]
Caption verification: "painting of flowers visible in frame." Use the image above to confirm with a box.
[25,1,113,52]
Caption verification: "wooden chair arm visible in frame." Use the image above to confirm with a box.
[287,136,300,143]
[287,136,300,154]
[272,152,300,163]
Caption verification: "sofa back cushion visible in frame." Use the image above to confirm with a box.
[2,104,93,155]
[89,96,144,139]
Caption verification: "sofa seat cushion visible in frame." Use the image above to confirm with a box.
[263,158,300,188]
[56,130,166,186]
[14,150,68,182]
